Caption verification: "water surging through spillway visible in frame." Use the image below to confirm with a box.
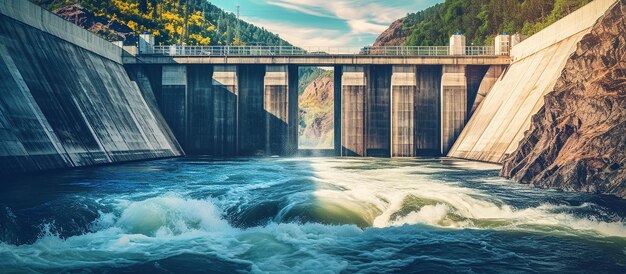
[0,158,625,273]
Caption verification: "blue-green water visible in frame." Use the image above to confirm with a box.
[0,157,625,273]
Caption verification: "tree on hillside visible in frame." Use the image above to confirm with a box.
[36,0,291,47]
[398,0,592,47]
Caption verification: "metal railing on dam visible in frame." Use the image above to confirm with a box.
[146,45,500,57]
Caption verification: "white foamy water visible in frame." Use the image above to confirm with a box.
[0,157,624,273]
[306,159,626,237]
[1,195,361,273]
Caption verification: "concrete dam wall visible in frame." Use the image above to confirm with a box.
[449,0,618,163]
[0,0,182,174]
[134,63,493,158]
[0,0,540,170]
[133,64,301,157]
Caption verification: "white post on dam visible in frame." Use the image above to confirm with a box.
[139,33,154,54]
[449,33,466,55]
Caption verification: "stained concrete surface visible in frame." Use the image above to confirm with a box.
[448,0,617,163]
[0,13,182,174]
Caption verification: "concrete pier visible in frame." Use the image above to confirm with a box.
[186,65,213,155]
[367,66,392,157]
[211,65,238,155]
[440,65,466,155]
[238,65,266,155]
[161,65,189,149]
[415,66,442,155]
[264,65,298,156]
[333,66,343,156]
[391,66,417,157]
[341,66,367,156]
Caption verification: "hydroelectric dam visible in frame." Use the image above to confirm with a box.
[2,1,626,273]
[126,45,509,157]
[0,0,615,173]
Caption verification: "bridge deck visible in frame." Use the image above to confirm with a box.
[125,55,511,65]
[125,45,512,65]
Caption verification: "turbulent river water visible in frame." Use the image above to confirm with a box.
[0,157,625,273]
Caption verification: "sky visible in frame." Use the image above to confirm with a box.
[209,0,443,48]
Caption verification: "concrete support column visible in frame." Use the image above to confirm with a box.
[161,65,188,150]
[415,65,442,155]
[441,65,467,155]
[238,65,266,155]
[288,65,299,154]
[333,65,343,156]
[212,65,238,155]
[367,65,391,157]
[391,65,416,157]
[264,65,297,156]
[341,66,367,156]
[186,65,213,155]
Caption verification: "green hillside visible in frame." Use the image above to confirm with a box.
[393,0,592,46]
[33,0,290,46]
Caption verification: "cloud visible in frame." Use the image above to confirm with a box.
[347,19,389,35]
[266,1,333,18]
[243,17,355,48]
[267,0,413,34]
[233,0,442,47]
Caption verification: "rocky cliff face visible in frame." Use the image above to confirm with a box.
[501,0,626,198]
[299,77,334,149]
[373,20,405,46]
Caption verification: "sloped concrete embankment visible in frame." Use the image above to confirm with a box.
[448,0,618,163]
[0,0,182,174]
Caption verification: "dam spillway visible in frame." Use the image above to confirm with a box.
[130,63,494,157]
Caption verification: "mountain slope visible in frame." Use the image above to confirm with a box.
[299,72,335,149]
[375,0,592,46]
[32,0,290,46]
